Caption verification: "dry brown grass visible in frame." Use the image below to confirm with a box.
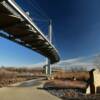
[44,80,87,89]
[53,71,90,81]
[0,68,17,87]
[0,67,44,87]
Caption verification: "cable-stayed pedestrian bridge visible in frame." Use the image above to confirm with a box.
[0,0,60,64]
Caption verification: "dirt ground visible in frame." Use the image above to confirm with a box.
[0,80,61,100]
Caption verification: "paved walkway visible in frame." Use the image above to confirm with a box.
[0,80,61,100]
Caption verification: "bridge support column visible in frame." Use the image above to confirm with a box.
[47,59,51,75]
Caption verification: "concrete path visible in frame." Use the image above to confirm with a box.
[0,80,61,100]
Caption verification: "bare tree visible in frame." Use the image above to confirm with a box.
[93,54,100,71]
[70,66,87,72]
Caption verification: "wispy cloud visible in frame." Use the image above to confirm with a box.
[52,55,97,70]
[17,53,100,70]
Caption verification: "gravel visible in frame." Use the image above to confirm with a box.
[45,88,85,98]
[44,88,100,100]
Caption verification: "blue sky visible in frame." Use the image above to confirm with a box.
[0,0,100,66]
[0,37,45,66]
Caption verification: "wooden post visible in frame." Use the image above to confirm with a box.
[89,69,95,94]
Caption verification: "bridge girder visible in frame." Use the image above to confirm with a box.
[0,0,60,64]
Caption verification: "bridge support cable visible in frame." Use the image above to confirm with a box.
[24,0,49,36]
[28,0,49,20]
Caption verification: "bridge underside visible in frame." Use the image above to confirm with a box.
[0,0,60,64]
